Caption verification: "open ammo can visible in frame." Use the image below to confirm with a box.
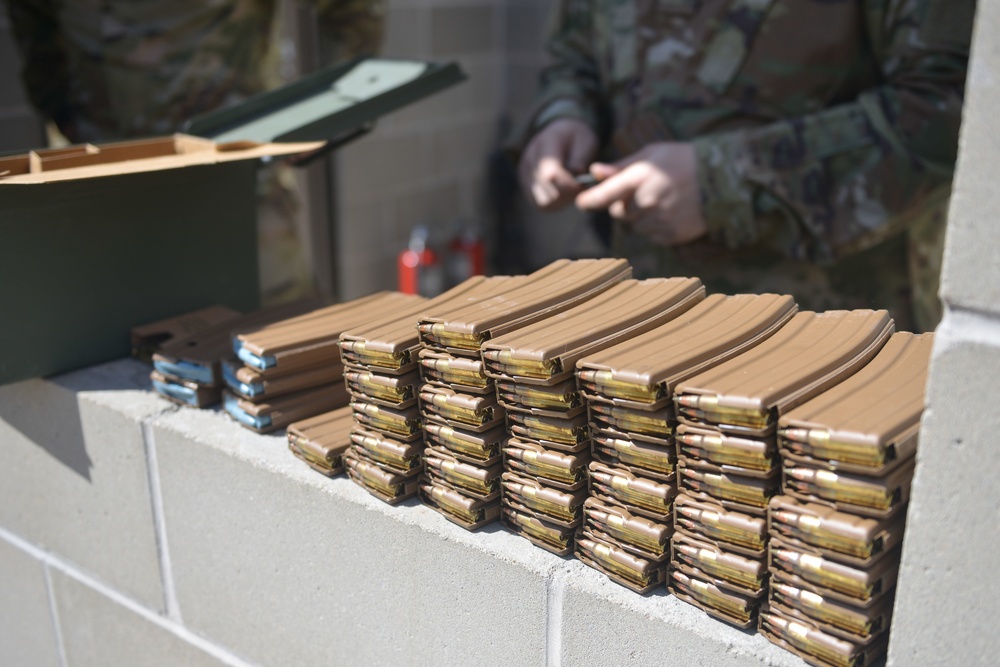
[0,58,464,385]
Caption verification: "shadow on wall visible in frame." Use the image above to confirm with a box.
[0,378,94,481]
[0,362,152,481]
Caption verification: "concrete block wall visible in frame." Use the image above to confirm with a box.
[0,359,807,667]
[886,1,1000,664]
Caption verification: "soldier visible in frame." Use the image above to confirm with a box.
[515,0,974,332]
[6,0,385,142]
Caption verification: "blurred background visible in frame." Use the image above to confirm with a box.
[0,0,604,305]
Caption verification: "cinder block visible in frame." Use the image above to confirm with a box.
[505,61,547,121]
[557,560,806,667]
[337,132,425,201]
[152,407,553,667]
[504,2,551,55]
[430,5,496,57]
[50,569,232,667]
[392,181,462,231]
[0,537,61,667]
[430,120,497,179]
[938,0,1000,314]
[888,332,1000,665]
[337,196,389,255]
[339,252,397,300]
[391,56,501,128]
[383,6,426,59]
[0,359,169,611]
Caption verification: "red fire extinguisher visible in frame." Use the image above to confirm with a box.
[447,227,486,284]
[398,225,445,296]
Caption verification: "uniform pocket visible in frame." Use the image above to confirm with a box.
[695,0,775,94]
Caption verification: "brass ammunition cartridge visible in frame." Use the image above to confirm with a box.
[677,432,774,471]
[770,510,875,558]
[417,323,485,350]
[675,502,766,551]
[339,340,408,369]
[419,355,489,388]
[502,478,580,523]
[780,428,889,468]
[420,390,498,427]
[577,537,657,588]
[344,370,414,403]
[590,468,673,514]
[585,502,669,555]
[349,431,420,471]
[351,402,421,437]
[421,482,485,525]
[769,496,901,558]
[289,442,341,472]
[424,453,499,495]
[508,412,587,445]
[346,458,403,498]
[596,436,675,475]
[423,422,502,461]
[672,571,754,624]
[772,547,880,601]
[590,403,671,436]
[503,508,572,550]
[771,582,878,638]
[761,612,859,667]
[504,445,585,484]
[681,469,774,508]
[498,380,580,410]
[577,369,663,404]
[785,467,897,511]
[675,394,772,430]
[674,542,765,591]
[483,349,561,379]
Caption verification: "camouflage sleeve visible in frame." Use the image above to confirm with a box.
[311,0,385,62]
[506,0,609,155]
[4,0,77,137]
[695,0,974,262]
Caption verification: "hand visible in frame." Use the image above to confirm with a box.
[519,118,598,210]
[575,142,707,246]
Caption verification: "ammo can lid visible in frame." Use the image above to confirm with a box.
[186,57,466,145]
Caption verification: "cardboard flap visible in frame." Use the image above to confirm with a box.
[0,135,325,185]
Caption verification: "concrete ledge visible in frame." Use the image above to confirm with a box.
[0,359,809,666]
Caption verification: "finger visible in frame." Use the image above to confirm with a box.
[531,181,559,208]
[589,162,620,180]
[575,164,648,210]
[536,155,579,192]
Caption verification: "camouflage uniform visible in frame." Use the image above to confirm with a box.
[518,0,974,332]
[6,0,385,142]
